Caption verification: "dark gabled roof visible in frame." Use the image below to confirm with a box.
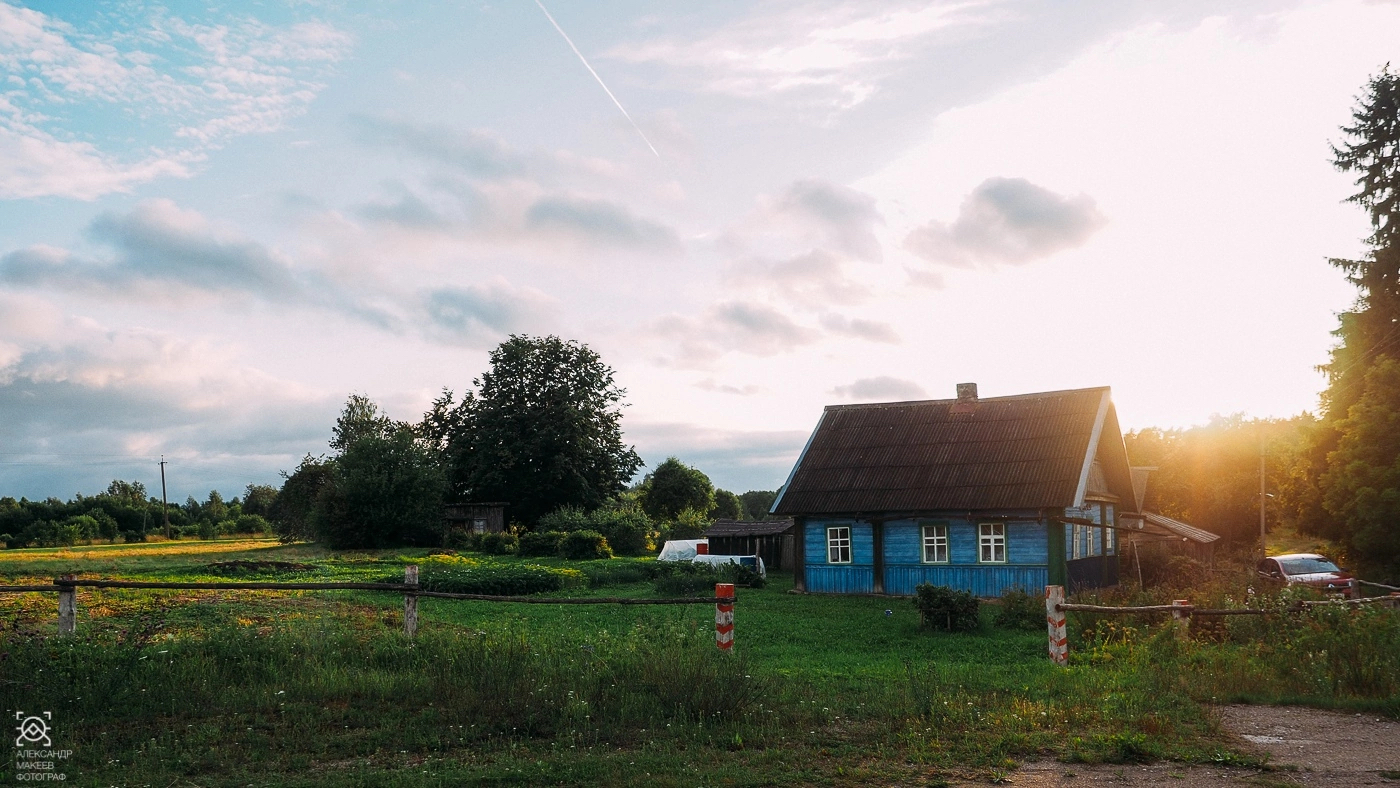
[704,519,795,538]
[772,387,1135,516]
[1140,512,1220,544]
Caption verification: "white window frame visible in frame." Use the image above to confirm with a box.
[1071,522,1084,559]
[827,526,852,564]
[1105,522,1115,554]
[472,518,487,535]
[978,522,1006,564]
[921,523,949,564]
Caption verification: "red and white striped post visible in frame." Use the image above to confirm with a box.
[1045,585,1067,666]
[715,583,734,652]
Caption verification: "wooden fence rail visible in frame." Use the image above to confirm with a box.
[0,567,739,648]
[1045,584,1400,665]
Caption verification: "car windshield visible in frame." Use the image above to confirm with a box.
[1279,557,1340,575]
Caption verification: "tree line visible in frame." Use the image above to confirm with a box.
[0,480,278,548]
[1130,68,1400,583]
[270,335,778,551]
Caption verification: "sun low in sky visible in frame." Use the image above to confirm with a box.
[0,0,1394,500]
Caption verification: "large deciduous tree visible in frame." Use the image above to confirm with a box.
[639,457,715,522]
[441,335,643,526]
[1302,67,1400,580]
[312,429,446,549]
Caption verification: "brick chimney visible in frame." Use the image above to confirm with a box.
[956,382,978,402]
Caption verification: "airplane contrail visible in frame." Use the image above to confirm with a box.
[532,0,660,158]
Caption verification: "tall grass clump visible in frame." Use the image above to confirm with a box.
[992,588,1043,631]
[0,618,780,779]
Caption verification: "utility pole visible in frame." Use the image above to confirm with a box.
[159,456,170,543]
[1258,434,1267,559]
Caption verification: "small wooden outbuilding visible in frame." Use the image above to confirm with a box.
[443,502,507,535]
[703,519,796,571]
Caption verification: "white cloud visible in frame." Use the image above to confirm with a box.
[819,313,900,344]
[903,176,1106,268]
[727,250,871,307]
[0,3,353,199]
[0,123,194,200]
[830,375,927,400]
[608,1,986,110]
[421,279,557,348]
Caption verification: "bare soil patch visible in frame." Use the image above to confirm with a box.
[986,705,1399,788]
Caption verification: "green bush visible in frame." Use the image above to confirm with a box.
[234,514,270,534]
[993,588,1043,631]
[477,532,519,555]
[589,508,652,556]
[0,534,12,549]
[407,565,583,596]
[537,506,591,532]
[913,583,981,632]
[668,507,710,539]
[519,530,565,557]
[559,530,612,560]
[197,520,217,540]
[443,528,477,550]
[537,505,653,556]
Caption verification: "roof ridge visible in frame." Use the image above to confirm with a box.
[823,386,1110,412]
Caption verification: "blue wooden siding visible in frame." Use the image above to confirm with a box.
[883,565,1048,597]
[804,520,873,564]
[806,565,876,594]
[877,518,1049,596]
[1006,522,1047,564]
[804,520,875,593]
[883,520,1047,564]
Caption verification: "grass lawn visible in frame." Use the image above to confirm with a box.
[1,539,1395,787]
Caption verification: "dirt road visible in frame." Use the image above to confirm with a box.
[974,705,1399,787]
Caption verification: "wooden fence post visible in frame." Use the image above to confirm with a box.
[404,565,419,638]
[57,575,76,636]
[1045,585,1067,666]
[715,583,734,652]
[1171,598,1190,641]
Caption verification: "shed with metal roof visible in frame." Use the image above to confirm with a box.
[703,518,796,570]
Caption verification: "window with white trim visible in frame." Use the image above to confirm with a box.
[827,526,851,564]
[921,524,948,563]
[1070,523,1084,559]
[978,522,1006,563]
[1105,522,1115,554]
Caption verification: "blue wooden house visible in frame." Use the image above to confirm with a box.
[770,383,1136,596]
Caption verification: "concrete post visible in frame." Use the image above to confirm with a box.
[404,565,419,638]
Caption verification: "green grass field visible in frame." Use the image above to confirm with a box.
[1,539,1396,786]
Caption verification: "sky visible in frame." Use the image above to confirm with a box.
[0,0,1395,503]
